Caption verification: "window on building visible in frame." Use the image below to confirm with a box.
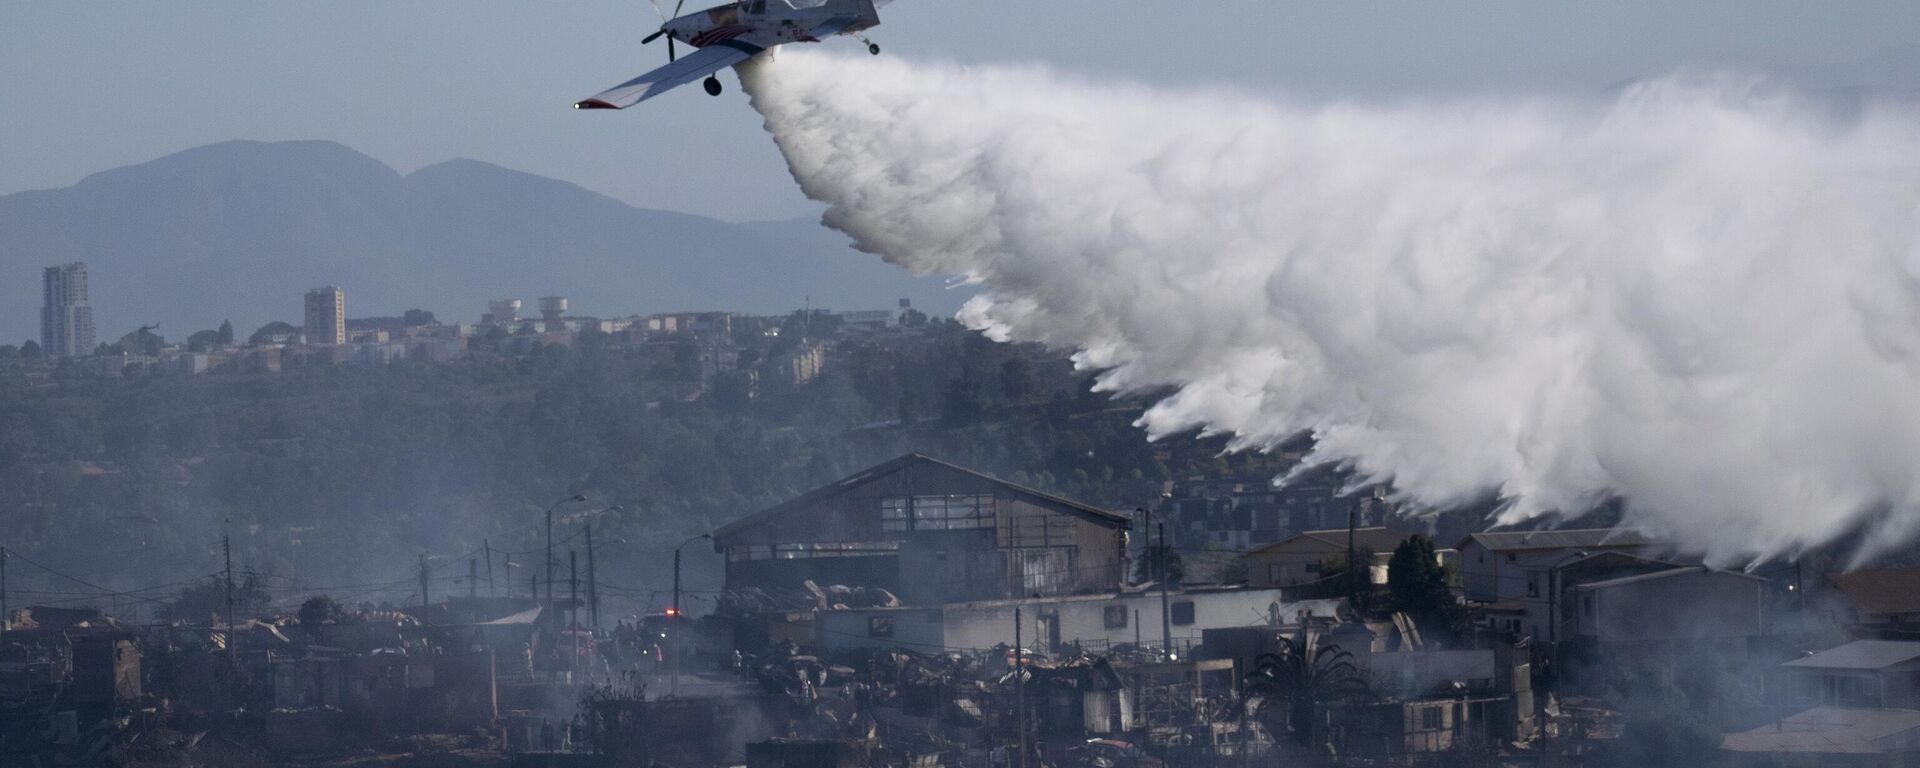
[881,494,995,532]
[1582,595,1594,618]
[1104,605,1129,629]
[868,617,895,638]
[1306,562,1322,574]
[727,542,899,561]
[1421,707,1442,730]
[1506,553,1517,563]
[1527,574,1540,598]
[1170,601,1196,626]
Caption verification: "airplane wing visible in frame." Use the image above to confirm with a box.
[575,42,763,109]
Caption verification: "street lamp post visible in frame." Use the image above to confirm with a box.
[671,532,712,697]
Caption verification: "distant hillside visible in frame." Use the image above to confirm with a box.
[0,140,962,342]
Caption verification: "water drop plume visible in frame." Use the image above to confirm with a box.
[741,51,1920,565]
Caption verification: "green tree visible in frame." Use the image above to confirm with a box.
[188,329,223,351]
[1136,541,1185,586]
[298,595,347,625]
[1387,535,1459,634]
[998,358,1033,403]
[941,374,986,426]
[20,340,41,358]
[160,575,271,624]
[218,319,235,346]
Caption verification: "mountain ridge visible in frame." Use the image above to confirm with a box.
[0,140,959,343]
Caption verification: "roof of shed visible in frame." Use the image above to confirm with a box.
[713,453,1129,540]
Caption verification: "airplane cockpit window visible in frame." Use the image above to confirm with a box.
[746,0,766,14]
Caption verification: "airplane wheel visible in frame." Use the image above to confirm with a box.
[704,76,723,96]
[868,43,880,55]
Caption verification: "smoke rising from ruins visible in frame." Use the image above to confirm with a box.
[743,51,1920,564]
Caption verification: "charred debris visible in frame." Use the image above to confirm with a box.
[0,453,1895,767]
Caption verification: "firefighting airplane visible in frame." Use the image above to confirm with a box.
[574,0,886,110]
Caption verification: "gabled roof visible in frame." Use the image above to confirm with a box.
[712,453,1129,540]
[1829,569,1920,617]
[1456,528,1654,553]
[1244,527,1415,558]
[1573,566,1765,591]
[1784,640,1920,671]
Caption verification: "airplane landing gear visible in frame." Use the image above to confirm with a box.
[868,42,880,55]
[703,76,723,96]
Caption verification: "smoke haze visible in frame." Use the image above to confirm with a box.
[741,51,1920,564]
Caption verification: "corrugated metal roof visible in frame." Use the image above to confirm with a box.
[712,453,1129,541]
[1723,706,1920,754]
[1829,568,1920,616]
[1784,640,1920,671]
[1575,566,1765,591]
[1244,527,1417,557]
[1463,528,1654,552]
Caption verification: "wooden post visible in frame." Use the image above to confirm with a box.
[223,534,236,668]
[1016,606,1028,768]
[569,551,579,681]
[586,525,599,630]
[484,539,496,598]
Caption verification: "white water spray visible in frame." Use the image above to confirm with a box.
[742,51,1920,563]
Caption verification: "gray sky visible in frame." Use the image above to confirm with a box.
[4,0,1917,221]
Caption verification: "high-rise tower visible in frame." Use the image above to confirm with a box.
[40,262,95,357]
[304,286,346,345]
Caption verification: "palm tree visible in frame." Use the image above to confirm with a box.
[1239,632,1372,747]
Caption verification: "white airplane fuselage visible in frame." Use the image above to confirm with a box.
[663,0,876,53]
[575,0,882,109]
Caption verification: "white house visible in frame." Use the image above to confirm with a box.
[813,587,1344,656]
[1455,529,1662,642]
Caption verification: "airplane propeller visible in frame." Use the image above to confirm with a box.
[643,0,689,62]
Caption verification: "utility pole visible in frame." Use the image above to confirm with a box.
[419,554,431,607]
[504,553,514,598]
[671,543,683,697]
[223,533,236,668]
[546,512,555,612]
[569,551,579,682]
[1346,504,1358,608]
[484,539,496,598]
[1158,523,1172,656]
[585,524,599,630]
[1015,606,1028,768]
[542,495,585,621]
[469,559,478,599]
[669,532,710,698]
